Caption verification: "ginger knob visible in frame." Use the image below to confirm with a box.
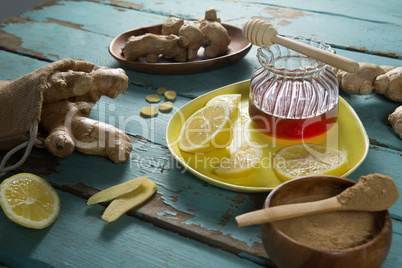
[389,106,402,139]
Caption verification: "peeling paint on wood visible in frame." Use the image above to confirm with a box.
[109,0,144,9]
[347,46,400,59]
[369,138,389,148]
[0,30,50,60]
[47,17,85,30]
[58,180,271,264]
[31,0,62,11]
[263,6,309,21]
[278,19,291,26]
[0,0,402,266]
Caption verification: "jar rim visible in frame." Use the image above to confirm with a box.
[257,36,335,77]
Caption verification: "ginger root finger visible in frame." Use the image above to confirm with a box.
[374,67,402,102]
[333,63,402,103]
[332,62,402,139]
[389,106,402,139]
[39,62,131,162]
[178,22,207,60]
[123,33,187,63]
[162,17,184,35]
[199,21,230,58]
[40,100,77,157]
[44,126,75,157]
[49,58,94,73]
[335,63,387,95]
[199,8,230,58]
[85,67,129,101]
[43,71,93,104]
[71,116,132,163]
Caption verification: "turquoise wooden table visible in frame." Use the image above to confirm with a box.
[0,0,401,267]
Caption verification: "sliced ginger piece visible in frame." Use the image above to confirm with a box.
[101,180,157,222]
[164,90,176,101]
[159,101,173,112]
[156,87,167,95]
[145,94,161,103]
[87,175,149,205]
[140,107,158,117]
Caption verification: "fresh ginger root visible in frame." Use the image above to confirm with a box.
[334,63,389,95]
[333,63,400,99]
[374,67,402,102]
[333,62,402,139]
[198,8,230,58]
[123,8,230,62]
[39,62,132,163]
[0,59,132,166]
[123,33,187,63]
[389,106,402,139]
[177,22,206,60]
[161,17,184,35]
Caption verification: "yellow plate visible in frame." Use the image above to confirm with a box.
[166,80,369,193]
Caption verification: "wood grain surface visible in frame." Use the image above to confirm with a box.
[0,0,401,267]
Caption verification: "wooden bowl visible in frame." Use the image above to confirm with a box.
[108,23,252,74]
[260,175,392,268]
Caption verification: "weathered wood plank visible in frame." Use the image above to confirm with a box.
[87,0,402,57]
[15,0,402,58]
[0,0,401,265]
[0,49,401,183]
[1,138,271,265]
[1,14,401,151]
[383,219,402,268]
[2,0,401,96]
[242,0,402,25]
[0,190,266,267]
[2,128,401,267]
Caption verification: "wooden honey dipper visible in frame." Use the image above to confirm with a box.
[242,19,359,73]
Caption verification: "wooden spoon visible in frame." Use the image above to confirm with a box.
[236,174,399,227]
[242,19,359,73]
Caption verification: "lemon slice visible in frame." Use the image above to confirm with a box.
[0,173,60,229]
[206,94,241,115]
[179,103,233,153]
[274,144,348,181]
[215,142,263,178]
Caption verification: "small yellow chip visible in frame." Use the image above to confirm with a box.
[164,90,176,101]
[159,101,173,112]
[140,107,158,117]
[156,87,167,95]
[145,94,161,103]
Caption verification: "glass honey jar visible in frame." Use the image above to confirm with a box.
[249,37,339,139]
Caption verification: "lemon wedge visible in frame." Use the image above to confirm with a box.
[0,173,60,229]
[215,142,263,178]
[179,103,233,153]
[206,94,241,115]
[274,144,348,181]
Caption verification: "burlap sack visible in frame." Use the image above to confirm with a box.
[0,59,94,151]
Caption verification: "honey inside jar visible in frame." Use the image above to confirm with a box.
[249,37,339,139]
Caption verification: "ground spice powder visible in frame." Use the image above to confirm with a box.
[273,194,381,250]
[337,173,399,211]
[273,174,398,250]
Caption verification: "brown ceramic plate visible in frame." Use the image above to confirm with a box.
[108,23,252,74]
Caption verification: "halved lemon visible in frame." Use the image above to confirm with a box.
[0,173,60,229]
[179,103,233,153]
[205,94,241,115]
[215,142,263,178]
[274,144,348,181]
